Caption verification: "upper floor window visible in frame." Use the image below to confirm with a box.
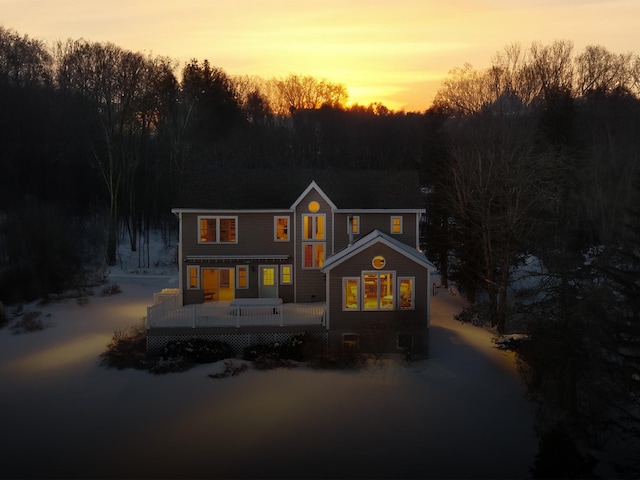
[348,215,360,235]
[199,216,237,243]
[391,216,403,234]
[303,214,325,240]
[274,216,290,241]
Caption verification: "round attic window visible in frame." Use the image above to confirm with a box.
[308,201,320,213]
[372,255,386,269]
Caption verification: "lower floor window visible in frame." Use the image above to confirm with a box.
[397,333,414,350]
[342,333,359,349]
[341,273,415,311]
[363,272,394,310]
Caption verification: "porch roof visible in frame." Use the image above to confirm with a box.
[186,255,289,263]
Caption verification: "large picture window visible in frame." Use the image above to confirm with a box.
[363,271,394,310]
[199,216,237,243]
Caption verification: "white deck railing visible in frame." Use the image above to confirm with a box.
[147,301,326,329]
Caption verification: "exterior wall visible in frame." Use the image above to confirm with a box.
[333,212,420,252]
[326,243,430,355]
[293,189,333,303]
[180,210,295,305]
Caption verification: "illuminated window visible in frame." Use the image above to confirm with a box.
[363,271,394,310]
[280,264,293,285]
[274,216,289,241]
[303,243,324,269]
[303,214,325,240]
[372,255,386,269]
[199,216,237,243]
[187,265,199,289]
[262,267,275,286]
[399,277,415,310]
[348,215,360,235]
[343,277,360,310]
[391,216,403,234]
[236,266,248,289]
[342,333,360,350]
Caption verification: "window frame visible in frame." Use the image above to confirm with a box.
[342,333,360,350]
[347,215,360,235]
[302,242,325,269]
[274,216,290,242]
[303,214,326,240]
[397,333,414,350]
[187,265,200,290]
[342,277,361,311]
[236,265,249,289]
[280,264,293,285]
[362,270,395,311]
[198,215,238,244]
[390,216,403,234]
[398,276,415,310]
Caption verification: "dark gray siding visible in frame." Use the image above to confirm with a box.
[326,243,429,353]
[333,212,419,253]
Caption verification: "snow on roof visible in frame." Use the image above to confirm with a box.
[321,229,435,272]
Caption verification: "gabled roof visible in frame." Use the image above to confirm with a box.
[174,168,424,210]
[321,229,436,272]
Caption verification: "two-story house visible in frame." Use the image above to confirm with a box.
[147,169,435,356]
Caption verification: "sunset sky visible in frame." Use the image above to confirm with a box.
[2,0,639,111]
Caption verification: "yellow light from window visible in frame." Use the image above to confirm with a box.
[308,201,320,213]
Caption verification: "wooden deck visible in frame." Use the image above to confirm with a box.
[147,299,326,329]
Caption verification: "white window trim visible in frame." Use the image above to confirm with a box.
[187,265,200,290]
[197,215,238,244]
[274,216,290,242]
[236,265,249,289]
[280,264,293,285]
[362,270,396,311]
[391,215,403,234]
[342,277,360,311]
[303,213,326,240]
[347,215,360,235]
[398,276,416,310]
[302,242,325,270]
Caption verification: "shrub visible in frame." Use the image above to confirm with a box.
[243,334,307,365]
[100,321,147,370]
[208,360,250,379]
[159,338,234,364]
[11,311,48,334]
[100,283,122,297]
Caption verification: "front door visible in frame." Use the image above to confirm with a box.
[258,265,278,298]
[202,268,235,302]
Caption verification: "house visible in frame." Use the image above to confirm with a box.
[147,169,435,357]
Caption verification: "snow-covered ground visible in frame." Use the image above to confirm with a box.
[0,242,537,479]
